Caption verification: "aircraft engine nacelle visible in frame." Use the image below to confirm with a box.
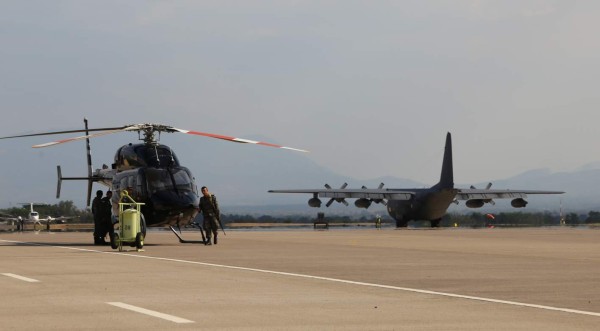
[511,198,528,208]
[354,198,372,209]
[466,199,485,208]
[308,197,322,208]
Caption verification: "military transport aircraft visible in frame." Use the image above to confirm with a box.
[269,132,564,227]
[0,203,77,230]
[0,119,307,241]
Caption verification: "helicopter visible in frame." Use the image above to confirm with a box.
[0,119,307,240]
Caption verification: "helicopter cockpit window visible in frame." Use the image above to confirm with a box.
[145,168,194,194]
[136,173,144,195]
[135,145,180,168]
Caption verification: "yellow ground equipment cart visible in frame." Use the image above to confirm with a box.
[110,190,145,251]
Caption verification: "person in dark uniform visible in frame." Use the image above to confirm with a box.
[99,190,114,244]
[198,186,220,245]
[17,216,24,232]
[92,190,104,245]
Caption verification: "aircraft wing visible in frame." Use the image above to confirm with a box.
[268,189,415,200]
[0,217,17,223]
[0,215,20,222]
[455,189,564,200]
[45,216,78,223]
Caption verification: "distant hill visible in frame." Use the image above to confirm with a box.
[466,166,600,213]
[211,139,598,215]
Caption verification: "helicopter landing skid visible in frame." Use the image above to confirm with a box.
[169,225,207,244]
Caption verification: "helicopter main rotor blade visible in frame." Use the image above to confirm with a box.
[0,126,129,140]
[32,126,140,148]
[2,122,308,152]
[171,127,308,153]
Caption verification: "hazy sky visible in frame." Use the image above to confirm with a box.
[1,1,599,207]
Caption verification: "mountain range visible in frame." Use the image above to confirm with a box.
[1,133,598,216]
[192,136,597,216]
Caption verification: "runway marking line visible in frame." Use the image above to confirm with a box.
[3,238,600,318]
[1,273,40,283]
[107,302,194,324]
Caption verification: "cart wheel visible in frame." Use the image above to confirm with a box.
[110,233,118,249]
[140,213,147,238]
[135,232,144,249]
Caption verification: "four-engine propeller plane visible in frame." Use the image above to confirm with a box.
[269,132,564,227]
[0,119,307,240]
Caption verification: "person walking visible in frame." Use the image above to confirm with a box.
[198,186,221,245]
[92,190,104,245]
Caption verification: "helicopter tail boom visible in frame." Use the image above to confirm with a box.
[56,165,98,205]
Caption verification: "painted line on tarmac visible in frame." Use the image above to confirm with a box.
[1,273,40,283]
[107,302,194,324]
[3,238,600,318]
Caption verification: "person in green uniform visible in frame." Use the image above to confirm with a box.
[198,186,221,245]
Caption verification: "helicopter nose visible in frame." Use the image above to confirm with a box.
[151,190,199,211]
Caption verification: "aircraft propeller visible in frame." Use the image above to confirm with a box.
[362,183,387,206]
[325,183,349,207]
[453,182,494,206]
[470,182,495,205]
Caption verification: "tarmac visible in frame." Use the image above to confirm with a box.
[1,227,599,330]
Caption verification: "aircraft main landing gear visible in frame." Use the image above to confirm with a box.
[396,219,408,228]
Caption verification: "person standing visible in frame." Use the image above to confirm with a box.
[92,190,104,245]
[198,186,220,245]
[99,190,114,243]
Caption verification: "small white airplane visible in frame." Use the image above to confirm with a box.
[0,203,77,230]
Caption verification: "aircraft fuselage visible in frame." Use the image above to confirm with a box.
[109,164,200,227]
[386,188,457,227]
[90,143,201,227]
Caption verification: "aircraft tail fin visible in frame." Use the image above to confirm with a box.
[437,132,454,189]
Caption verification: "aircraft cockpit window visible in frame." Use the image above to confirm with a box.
[145,168,194,194]
[134,146,180,168]
[137,173,144,195]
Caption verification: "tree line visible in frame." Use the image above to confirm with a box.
[2,201,600,227]
[222,211,600,227]
[0,201,93,222]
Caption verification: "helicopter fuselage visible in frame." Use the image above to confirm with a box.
[106,143,200,227]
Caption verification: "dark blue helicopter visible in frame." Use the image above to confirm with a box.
[1,119,307,240]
